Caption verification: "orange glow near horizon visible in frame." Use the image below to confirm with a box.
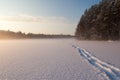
[0,16,75,35]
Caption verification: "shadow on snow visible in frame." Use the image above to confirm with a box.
[72,45,120,80]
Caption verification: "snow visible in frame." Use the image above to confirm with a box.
[72,45,120,80]
[0,39,120,80]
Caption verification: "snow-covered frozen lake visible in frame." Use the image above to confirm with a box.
[0,39,120,80]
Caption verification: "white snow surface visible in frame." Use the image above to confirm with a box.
[0,39,120,80]
[72,45,120,80]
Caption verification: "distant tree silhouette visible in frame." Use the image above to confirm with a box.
[0,30,73,39]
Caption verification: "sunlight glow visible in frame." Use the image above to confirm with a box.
[0,15,76,34]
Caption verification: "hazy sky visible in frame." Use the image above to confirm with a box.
[0,0,101,35]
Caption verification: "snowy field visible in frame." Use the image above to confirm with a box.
[0,39,120,80]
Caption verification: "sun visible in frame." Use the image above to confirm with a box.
[0,20,13,31]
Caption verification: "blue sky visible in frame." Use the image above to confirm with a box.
[0,0,101,35]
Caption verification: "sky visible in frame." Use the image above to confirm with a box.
[0,0,101,35]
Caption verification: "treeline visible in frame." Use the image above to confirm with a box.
[0,30,73,39]
[75,0,120,40]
